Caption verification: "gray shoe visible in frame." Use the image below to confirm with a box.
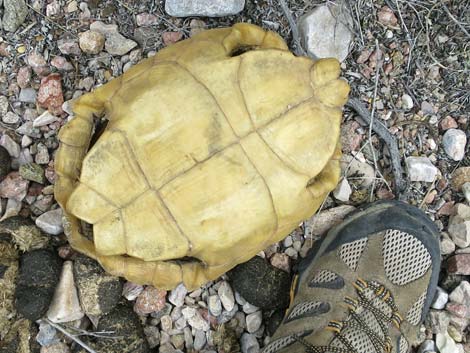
[262,201,441,353]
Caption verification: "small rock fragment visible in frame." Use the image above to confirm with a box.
[162,31,183,46]
[401,94,414,110]
[2,112,20,124]
[405,156,438,182]
[40,342,71,353]
[377,6,398,26]
[440,116,458,130]
[57,39,81,56]
[79,30,105,54]
[134,286,167,315]
[218,281,235,312]
[418,340,436,353]
[47,261,84,323]
[17,67,31,88]
[270,253,290,273]
[27,52,49,76]
[441,232,456,255]
[246,311,262,333]
[3,0,28,32]
[449,281,470,306]
[122,281,144,301]
[298,3,353,62]
[333,178,352,202]
[33,111,58,128]
[442,129,467,161]
[51,56,74,71]
[462,183,470,204]
[0,96,8,117]
[0,134,20,158]
[451,167,470,191]
[136,13,158,26]
[35,208,63,235]
[182,307,210,331]
[240,333,259,353]
[90,21,137,56]
[0,172,29,201]
[168,283,187,307]
[19,163,45,184]
[447,254,470,275]
[448,221,470,248]
[36,321,59,347]
[436,331,459,353]
[340,155,375,187]
[431,286,449,310]
[35,142,50,165]
[208,295,222,316]
[19,88,37,103]
[193,329,206,350]
[37,74,64,115]
[165,0,245,17]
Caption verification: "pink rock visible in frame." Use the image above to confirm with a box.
[51,56,74,71]
[377,6,397,26]
[122,281,144,301]
[45,163,56,184]
[270,253,291,273]
[440,116,458,130]
[134,286,167,315]
[445,302,470,318]
[27,53,49,76]
[447,254,470,275]
[58,39,81,56]
[0,172,29,201]
[356,49,372,64]
[17,67,32,88]
[136,13,158,26]
[340,120,363,153]
[162,31,183,46]
[37,74,64,115]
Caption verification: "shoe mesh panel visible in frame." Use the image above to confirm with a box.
[261,335,297,353]
[331,327,376,352]
[338,238,368,271]
[383,229,431,285]
[399,336,409,353]
[286,301,329,322]
[363,283,393,317]
[406,291,427,325]
[311,270,339,283]
[359,309,384,340]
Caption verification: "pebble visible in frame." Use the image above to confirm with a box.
[3,0,28,32]
[431,286,449,310]
[17,67,31,88]
[160,314,172,332]
[401,94,414,110]
[449,281,470,306]
[426,310,450,334]
[57,39,81,56]
[447,254,470,275]
[19,163,45,184]
[340,155,375,187]
[304,205,356,238]
[448,221,470,248]
[405,156,438,182]
[37,74,64,115]
[242,302,259,314]
[441,232,456,255]
[47,261,84,323]
[122,281,144,301]
[182,307,210,331]
[0,134,20,158]
[19,88,37,103]
[269,253,290,273]
[420,101,435,115]
[440,116,458,130]
[436,331,459,353]
[240,333,260,353]
[35,142,50,164]
[27,52,49,76]
[36,321,59,347]
[2,111,19,124]
[90,21,137,56]
[418,339,436,353]
[79,30,105,54]
[144,326,160,348]
[134,286,167,315]
[33,111,58,128]
[442,129,467,161]
[162,31,183,46]
[218,281,235,312]
[452,167,470,191]
[35,208,64,235]
[136,13,159,26]
[377,6,398,26]
[462,183,470,204]
[246,311,262,333]
[193,329,206,350]
[0,171,29,201]
[298,3,353,62]
[51,56,74,71]
[208,294,222,316]
[333,178,352,202]
[165,0,245,17]
[169,283,188,307]
[189,19,206,36]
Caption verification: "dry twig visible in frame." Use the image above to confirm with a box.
[279,0,306,56]
[43,319,97,353]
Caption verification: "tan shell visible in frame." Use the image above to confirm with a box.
[54,23,350,290]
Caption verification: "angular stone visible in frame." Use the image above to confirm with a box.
[3,0,28,32]
[182,307,210,331]
[90,21,137,56]
[79,30,105,54]
[122,281,144,301]
[57,38,81,56]
[27,52,48,76]
[447,254,470,275]
[193,329,206,351]
[33,111,58,128]
[246,311,262,333]
[0,172,29,201]
[136,13,158,26]
[443,129,467,161]
[0,134,20,158]
[449,281,470,306]
[298,3,353,62]
[35,208,63,235]
[448,221,470,248]
[425,310,450,334]
[19,88,37,103]
[218,281,235,312]
[134,286,167,315]
[431,286,449,310]
[51,56,74,71]
[208,294,222,316]
[168,283,187,307]
[405,156,438,182]
[37,74,64,115]
[165,0,245,17]
[240,333,259,353]
[2,111,20,124]
[333,177,352,202]
[269,252,290,273]
[436,331,459,353]
[19,163,45,184]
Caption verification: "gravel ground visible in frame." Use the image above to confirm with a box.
[0,1,469,353]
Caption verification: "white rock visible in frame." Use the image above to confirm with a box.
[443,129,467,161]
[340,155,375,187]
[463,182,470,204]
[431,286,448,310]
[208,295,222,316]
[47,261,84,323]
[448,221,470,248]
[2,112,20,124]
[169,283,187,307]
[0,134,20,158]
[333,178,352,202]
[193,329,206,351]
[122,281,144,301]
[449,281,470,306]
[182,307,210,331]
[298,3,353,62]
[246,311,262,333]
[242,302,259,314]
[441,232,456,255]
[90,21,137,56]
[35,208,64,235]
[240,333,260,353]
[401,94,414,110]
[165,0,245,17]
[18,88,37,103]
[218,281,235,312]
[33,111,58,127]
[21,135,32,148]
[436,331,459,353]
[418,340,436,353]
[0,198,22,222]
[405,156,438,182]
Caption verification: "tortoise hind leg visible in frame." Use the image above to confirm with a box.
[55,78,122,259]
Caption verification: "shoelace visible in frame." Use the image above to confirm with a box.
[293,278,403,353]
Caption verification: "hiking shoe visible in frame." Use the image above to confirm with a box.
[262,201,441,353]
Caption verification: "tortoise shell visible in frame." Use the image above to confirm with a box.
[54,23,349,290]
